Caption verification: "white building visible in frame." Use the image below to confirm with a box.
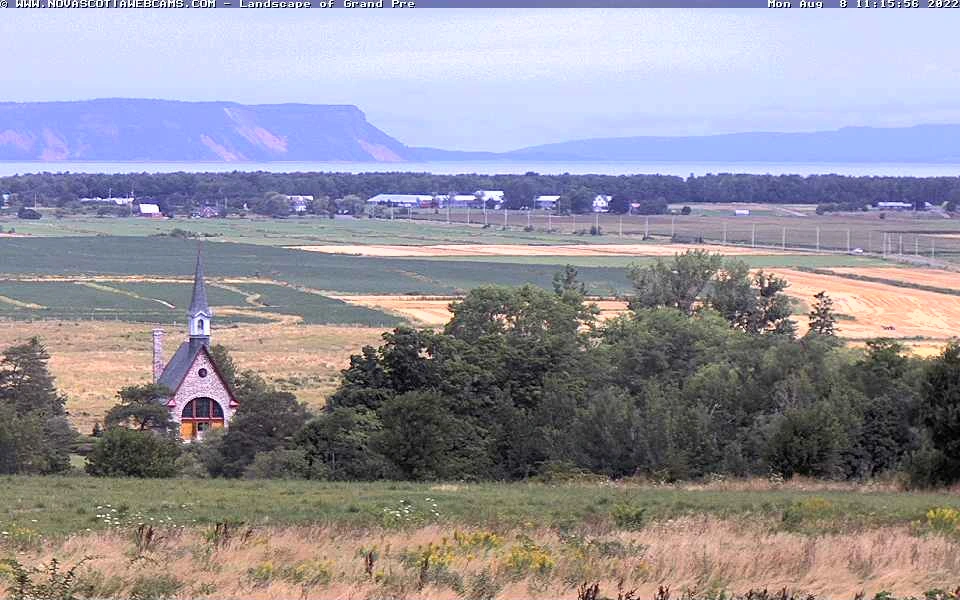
[138,203,162,217]
[367,194,433,208]
[81,196,135,206]
[534,195,560,210]
[441,194,481,208]
[285,195,314,213]
[475,190,505,208]
[592,195,612,213]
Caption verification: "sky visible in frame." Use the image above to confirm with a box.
[2,9,959,151]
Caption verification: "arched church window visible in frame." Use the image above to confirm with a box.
[181,398,224,420]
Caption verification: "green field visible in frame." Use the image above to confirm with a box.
[0,279,403,326]
[0,236,635,295]
[2,476,959,538]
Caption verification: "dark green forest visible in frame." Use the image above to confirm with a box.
[2,171,960,214]
[7,251,960,487]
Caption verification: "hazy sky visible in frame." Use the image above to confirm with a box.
[2,9,959,151]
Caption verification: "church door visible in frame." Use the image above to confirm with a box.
[180,397,225,440]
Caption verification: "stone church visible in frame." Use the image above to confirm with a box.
[152,250,238,441]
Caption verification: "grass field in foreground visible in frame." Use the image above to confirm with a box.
[5,479,960,598]
[3,476,959,538]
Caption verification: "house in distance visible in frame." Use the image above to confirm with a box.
[152,250,238,441]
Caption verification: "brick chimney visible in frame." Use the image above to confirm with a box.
[152,328,165,382]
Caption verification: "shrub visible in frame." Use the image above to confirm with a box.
[611,503,646,531]
[781,497,837,530]
[129,574,183,600]
[85,428,180,478]
[1,558,89,600]
[504,536,555,578]
[926,507,960,536]
[243,448,317,479]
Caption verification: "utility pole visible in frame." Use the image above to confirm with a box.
[466,206,471,225]
[932,237,936,258]
[527,210,531,229]
[915,236,919,256]
[390,205,394,221]
[594,212,599,233]
[846,229,851,252]
[644,217,649,239]
[671,216,676,238]
[816,227,820,252]
[483,202,488,226]
[781,227,786,250]
[751,224,756,248]
[899,234,903,255]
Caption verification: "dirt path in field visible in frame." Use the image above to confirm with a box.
[828,266,960,291]
[77,281,177,308]
[0,294,44,309]
[290,243,795,258]
[769,268,960,340]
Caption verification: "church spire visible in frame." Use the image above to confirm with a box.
[187,245,212,344]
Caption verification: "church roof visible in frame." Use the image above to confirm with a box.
[157,340,204,392]
[157,340,238,407]
[188,247,211,317]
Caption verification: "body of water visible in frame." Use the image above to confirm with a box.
[0,161,958,177]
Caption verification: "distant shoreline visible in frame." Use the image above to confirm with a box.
[1,160,959,177]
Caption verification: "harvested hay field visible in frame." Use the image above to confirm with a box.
[0,321,385,431]
[829,266,960,291]
[330,295,629,327]
[291,243,794,258]
[10,518,960,599]
[770,268,960,340]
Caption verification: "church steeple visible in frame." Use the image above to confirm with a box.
[187,246,212,345]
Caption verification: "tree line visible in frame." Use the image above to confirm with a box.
[5,251,960,487]
[3,171,960,215]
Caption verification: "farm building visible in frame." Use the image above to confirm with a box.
[442,194,481,208]
[593,195,612,213]
[367,194,433,208]
[286,194,313,213]
[535,195,560,210]
[138,203,162,217]
[153,250,238,442]
[80,196,135,206]
[476,190,505,208]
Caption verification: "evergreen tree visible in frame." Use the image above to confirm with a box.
[105,383,174,432]
[0,337,67,417]
[0,338,75,474]
[808,291,838,336]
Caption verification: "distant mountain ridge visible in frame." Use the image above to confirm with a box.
[3,100,960,164]
[500,125,960,163]
[0,99,414,162]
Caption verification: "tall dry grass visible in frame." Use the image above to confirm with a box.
[6,516,960,600]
